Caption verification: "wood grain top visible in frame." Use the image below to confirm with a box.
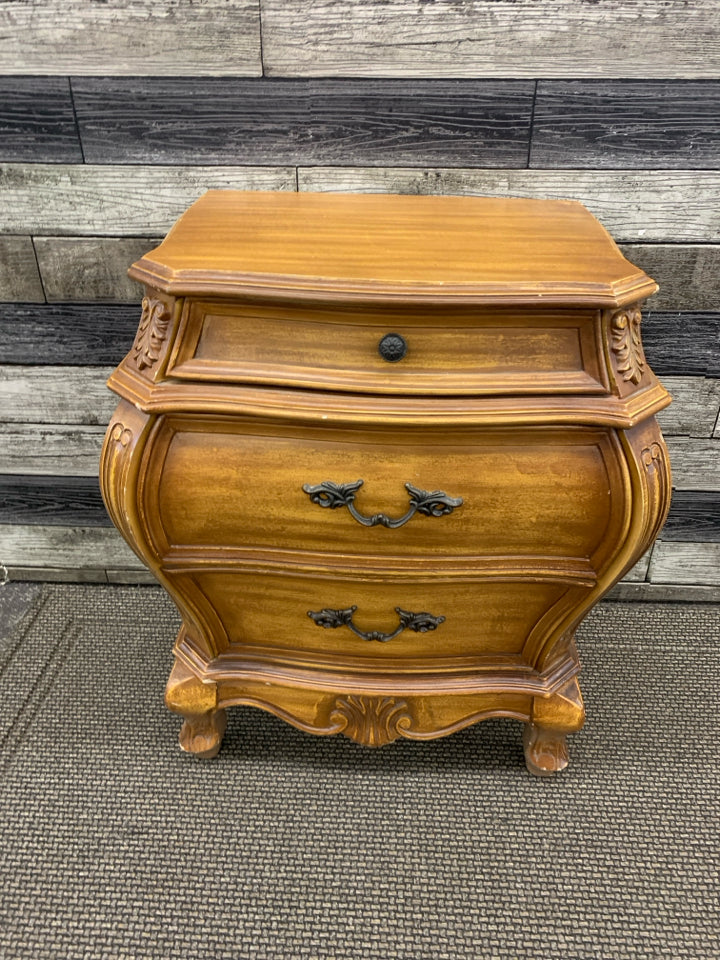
[129,190,657,306]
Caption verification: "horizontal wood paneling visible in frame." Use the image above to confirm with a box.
[0,236,43,301]
[643,313,720,378]
[73,78,535,167]
[656,378,720,439]
[0,164,296,236]
[0,475,107,526]
[0,1,262,76]
[648,541,720,585]
[261,0,720,79]
[0,303,138,365]
[0,367,116,424]
[0,524,141,569]
[0,425,106,476]
[665,439,720,491]
[623,245,720,313]
[0,78,82,163]
[661,491,720,541]
[298,168,720,242]
[608,582,720,602]
[33,237,157,301]
[531,81,720,169]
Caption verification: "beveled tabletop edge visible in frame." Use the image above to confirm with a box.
[129,258,657,309]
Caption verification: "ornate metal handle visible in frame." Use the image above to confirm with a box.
[302,479,463,529]
[308,606,445,643]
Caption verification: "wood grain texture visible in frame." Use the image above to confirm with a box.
[531,81,720,169]
[0,425,105,476]
[665,439,720,491]
[74,78,534,167]
[608,582,720,602]
[298,168,720,242]
[0,366,116,424]
[0,524,141,569]
[33,238,157,301]
[0,1,261,76]
[261,0,720,79]
[0,236,43,301]
[0,475,108,527]
[623,245,720,312]
[0,303,138,365]
[660,491,720,541]
[0,164,295,236]
[643,312,720,378]
[656,377,720,438]
[0,77,82,162]
[648,541,720,585]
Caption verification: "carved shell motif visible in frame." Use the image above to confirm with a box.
[330,696,412,747]
[133,297,171,371]
[610,306,645,386]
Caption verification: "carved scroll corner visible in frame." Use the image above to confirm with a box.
[610,304,646,386]
[132,296,172,373]
[329,695,413,747]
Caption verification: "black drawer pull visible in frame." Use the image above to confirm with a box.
[308,606,445,643]
[302,479,463,529]
[378,332,407,362]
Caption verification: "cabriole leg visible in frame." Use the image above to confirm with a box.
[523,677,585,777]
[165,656,227,758]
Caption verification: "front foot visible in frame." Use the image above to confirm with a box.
[523,677,585,777]
[165,656,227,758]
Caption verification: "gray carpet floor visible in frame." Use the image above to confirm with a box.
[0,583,718,960]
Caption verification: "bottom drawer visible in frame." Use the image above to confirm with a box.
[185,569,581,664]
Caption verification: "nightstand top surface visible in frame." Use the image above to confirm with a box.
[130,191,656,306]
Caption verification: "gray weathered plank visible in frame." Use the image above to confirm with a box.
[623,245,720,312]
[665,439,720,490]
[642,312,720,378]
[33,237,156,301]
[608,582,720,602]
[21,236,720,310]
[621,550,651,583]
[531,81,720,169]
[298,168,720,242]
[0,475,109,527]
[2,566,109,583]
[0,425,106,476]
[648,541,720,585]
[0,366,116,424]
[261,0,720,79]
[0,524,142,570]
[0,164,295,236]
[661,491,720,541]
[656,377,720,438]
[0,77,82,162]
[0,303,138,365]
[0,2,261,76]
[0,236,43,301]
[74,78,535,167]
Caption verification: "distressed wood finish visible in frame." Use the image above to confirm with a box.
[642,313,720,377]
[73,78,534,167]
[99,191,672,773]
[31,238,157,302]
[0,1,262,76]
[531,81,720,169]
[0,424,106,476]
[0,236,44,302]
[648,542,720,586]
[0,476,108,527]
[260,0,720,79]
[0,78,82,163]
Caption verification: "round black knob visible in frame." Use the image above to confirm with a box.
[378,333,407,363]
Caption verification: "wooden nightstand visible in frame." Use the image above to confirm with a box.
[100,191,671,775]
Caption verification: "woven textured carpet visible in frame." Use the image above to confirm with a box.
[0,584,718,960]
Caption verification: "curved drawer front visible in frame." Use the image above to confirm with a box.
[185,568,576,663]
[167,301,608,395]
[147,417,626,570]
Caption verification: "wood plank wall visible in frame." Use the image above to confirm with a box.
[0,1,719,600]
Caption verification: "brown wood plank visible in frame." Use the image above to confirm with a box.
[261,0,720,79]
[531,81,720,169]
[0,77,82,162]
[1,164,295,236]
[298,168,720,242]
[0,236,44,301]
[0,1,261,76]
[74,78,535,167]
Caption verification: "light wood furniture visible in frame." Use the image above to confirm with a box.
[100,191,671,774]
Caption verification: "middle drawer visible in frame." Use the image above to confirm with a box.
[146,415,625,567]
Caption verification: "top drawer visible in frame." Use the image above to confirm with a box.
[166,300,609,396]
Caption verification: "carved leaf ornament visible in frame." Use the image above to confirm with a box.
[330,696,411,747]
[133,297,171,371]
[611,306,645,385]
